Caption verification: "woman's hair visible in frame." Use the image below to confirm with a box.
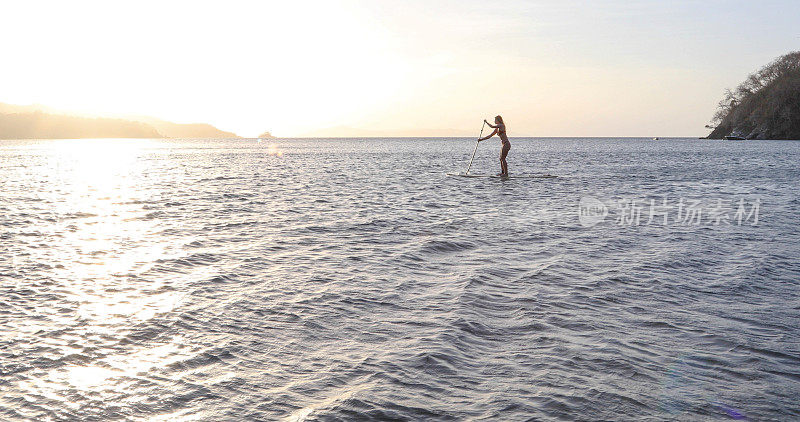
[495,115,504,125]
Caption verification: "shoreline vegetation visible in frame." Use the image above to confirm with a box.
[707,51,800,140]
[0,102,239,139]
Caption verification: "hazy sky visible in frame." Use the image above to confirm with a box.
[2,0,798,137]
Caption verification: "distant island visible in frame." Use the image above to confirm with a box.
[259,131,276,139]
[0,102,239,139]
[707,51,800,140]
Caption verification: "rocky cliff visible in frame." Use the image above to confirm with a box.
[708,51,800,140]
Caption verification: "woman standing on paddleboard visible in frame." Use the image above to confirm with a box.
[478,115,510,176]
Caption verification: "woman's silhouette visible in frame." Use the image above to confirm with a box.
[478,115,510,176]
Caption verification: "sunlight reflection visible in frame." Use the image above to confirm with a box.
[77,291,186,324]
[105,341,188,375]
[18,339,193,403]
[47,138,155,203]
[265,143,284,157]
[66,365,121,389]
[12,138,197,406]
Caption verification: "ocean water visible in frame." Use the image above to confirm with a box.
[1,137,799,421]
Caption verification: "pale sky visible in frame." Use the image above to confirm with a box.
[2,0,798,137]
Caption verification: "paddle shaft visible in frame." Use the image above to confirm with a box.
[465,121,486,174]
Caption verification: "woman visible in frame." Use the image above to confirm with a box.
[478,115,510,176]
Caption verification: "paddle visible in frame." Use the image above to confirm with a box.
[465,121,486,175]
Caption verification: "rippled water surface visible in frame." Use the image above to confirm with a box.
[1,137,799,421]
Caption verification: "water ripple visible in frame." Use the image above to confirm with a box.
[1,138,799,420]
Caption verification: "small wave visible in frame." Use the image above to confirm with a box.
[198,176,241,182]
[418,239,476,254]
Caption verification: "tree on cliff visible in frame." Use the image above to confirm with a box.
[708,51,800,140]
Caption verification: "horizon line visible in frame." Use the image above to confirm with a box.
[260,135,706,139]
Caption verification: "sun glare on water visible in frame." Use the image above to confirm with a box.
[11,138,197,404]
[265,143,284,157]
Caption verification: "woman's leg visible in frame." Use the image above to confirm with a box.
[500,144,510,175]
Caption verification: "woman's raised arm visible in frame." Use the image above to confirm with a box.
[478,128,498,142]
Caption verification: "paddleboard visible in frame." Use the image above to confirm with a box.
[446,173,557,179]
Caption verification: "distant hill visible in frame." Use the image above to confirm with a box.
[0,102,62,115]
[707,51,800,140]
[0,111,161,139]
[0,102,240,139]
[129,116,239,139]
[259,131,276,139]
